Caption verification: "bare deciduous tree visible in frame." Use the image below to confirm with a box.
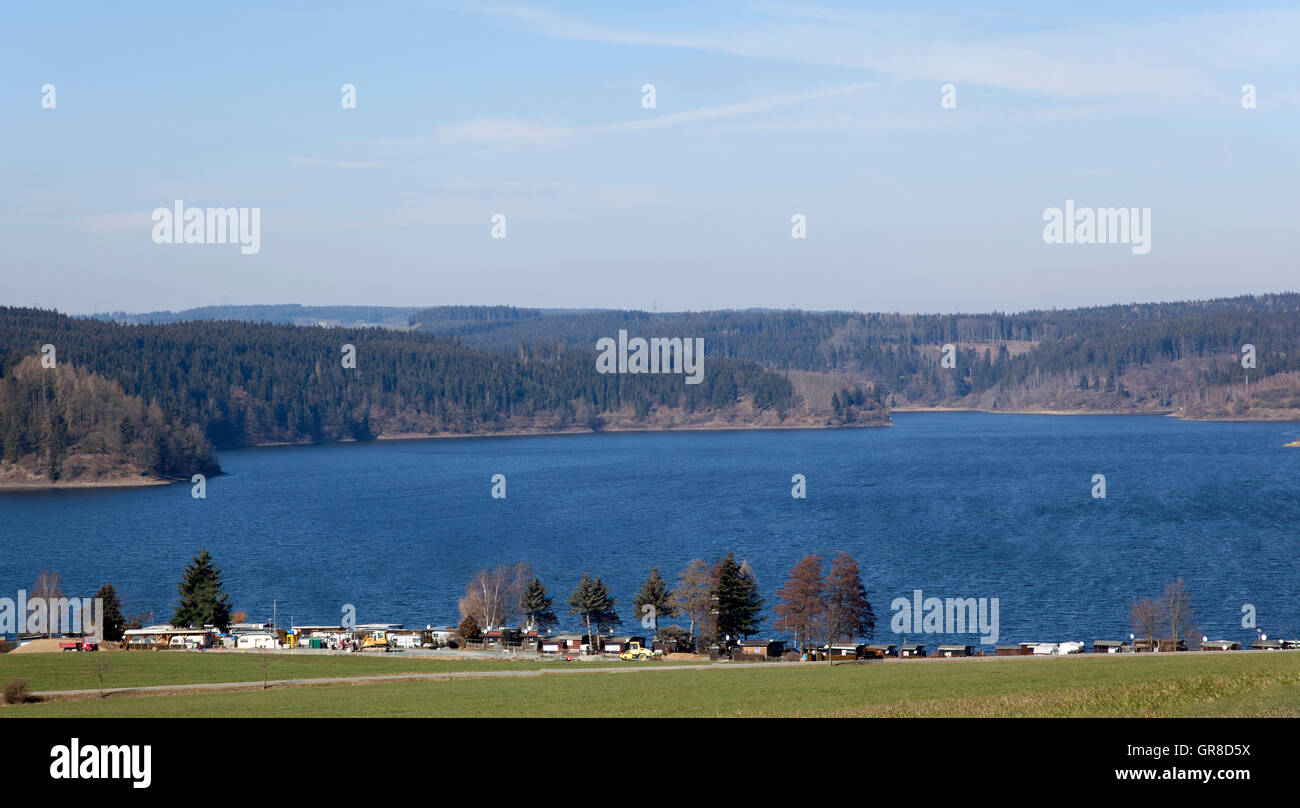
[31,570,64,638]
[457,562,532,630]
[257,650,272,690]
[92,654,110,699]
[1162,578,1198,648]
[671,559,713,644]
[1130,578,1198,650]
[1129,598,1161,649]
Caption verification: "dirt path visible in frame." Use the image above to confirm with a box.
[30,661,744,699]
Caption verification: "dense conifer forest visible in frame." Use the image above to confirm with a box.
[411,294,1300,414]
[9,291,1299,485]
[0,307,797,483]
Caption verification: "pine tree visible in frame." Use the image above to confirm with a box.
[713,552,763,643]
[521,576,557,632]
[171,548,233,630]
[94,583,126,642]
[567,573,618,652]
[632,568,677,641]
[823,552,875,643]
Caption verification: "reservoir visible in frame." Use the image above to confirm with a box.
[2,413,1297,646]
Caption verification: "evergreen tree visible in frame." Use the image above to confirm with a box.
[567,573,618,652]
[521,576,557,632]
[457,614,482,641]
[171,548,233,630]
[712,552,763,643]
[632,568,677,641]
[94,583,126,642]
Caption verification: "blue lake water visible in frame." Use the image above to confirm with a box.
[2,413,1298,647]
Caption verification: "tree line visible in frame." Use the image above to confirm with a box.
[455,551,876,650]
[429,295,1300,410]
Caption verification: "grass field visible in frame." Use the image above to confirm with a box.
[0,650,636,693]
[2,650,1297,717]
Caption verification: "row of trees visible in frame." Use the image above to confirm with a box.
[24,570,137,641]
[456,551,876,649]
[774,553,876,649]
[34,551,239,638]
[456,553,766,646]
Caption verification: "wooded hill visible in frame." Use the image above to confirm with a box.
[407,294,1300,417]
[0,356,218,485]
[0,307,805,483]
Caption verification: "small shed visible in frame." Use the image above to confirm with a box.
[995,645,1022,656]
[1092,640,1125,654]
[546,633,586,653]
[935,644,974,657]
[737,640,786,659]
[898,643,926,658]
[862,643,896,659]
[1201,640,1239,651]
[1251,640,1283,650]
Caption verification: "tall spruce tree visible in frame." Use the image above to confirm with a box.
[171,548,232,630]
[632,568,677,641]
[713,552,763,643]
[94,583,126,642]
[521,576,557,632]
[567,573,618,652]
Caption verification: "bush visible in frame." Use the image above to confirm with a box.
[2,678,32,705]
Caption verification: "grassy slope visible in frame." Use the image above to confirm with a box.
[3,652,1298,718]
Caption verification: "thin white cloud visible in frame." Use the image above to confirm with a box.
[482,5,1300,101]
[596,82,879,133]
[386,81,880,148]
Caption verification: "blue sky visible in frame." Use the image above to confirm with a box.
[2,1,1298,314]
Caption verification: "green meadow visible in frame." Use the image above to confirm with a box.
[3,651,1297,718]
[0,650,631,694]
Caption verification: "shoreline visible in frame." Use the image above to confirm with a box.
[0,420,892,491]
[7,407,1300,491]
[0,475,177,492]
